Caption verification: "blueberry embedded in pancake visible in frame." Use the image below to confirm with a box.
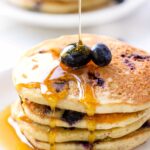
[87,72,105,87]
[121,53,150,61]
[53,80,68,93]
[142,120,150,128]
[81,142,93,150]
[121,53,150,70]
[61,110,85,125]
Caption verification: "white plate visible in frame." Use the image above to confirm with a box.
[0,69,150,149]
[0,0,147,28]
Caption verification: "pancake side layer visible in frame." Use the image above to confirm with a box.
[22,100,150,129]
[22,128,150,150]
[11,101,150,143]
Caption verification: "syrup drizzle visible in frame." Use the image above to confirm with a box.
[78,0,82,42]
[78,0,97,117]
[49,112,57,150]
[78,0,97,143]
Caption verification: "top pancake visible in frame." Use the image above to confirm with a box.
[13,34,150,114]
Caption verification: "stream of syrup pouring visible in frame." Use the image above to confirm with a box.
[0,0,98,150]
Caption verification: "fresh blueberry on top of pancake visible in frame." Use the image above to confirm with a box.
[62,110,85,125]
[91,44,112,67]
[61,42,112,69]
[61,42,91,68]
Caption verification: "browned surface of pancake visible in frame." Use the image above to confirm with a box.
[13,34,150,110]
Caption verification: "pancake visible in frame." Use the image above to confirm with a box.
[12,112,150,143]
[11,101,150,143]
[13,34,150,114]
[21,100,150,129]
[9,0,112,13]
[17,127,150,150]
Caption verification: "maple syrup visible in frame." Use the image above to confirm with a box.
[78,0,97,144]
[78,0,82,43]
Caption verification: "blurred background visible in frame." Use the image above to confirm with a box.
[0,0,150,72]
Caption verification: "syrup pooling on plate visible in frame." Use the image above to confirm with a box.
[0,107,33,150]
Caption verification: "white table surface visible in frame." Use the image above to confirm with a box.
[0,0,150,72]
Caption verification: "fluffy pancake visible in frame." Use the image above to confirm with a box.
[9,0,112,13]
[11,101,150,143]
[20,100,150,129]
[16,127,150,150]
[13,34,150,114]
[12,112,150,143]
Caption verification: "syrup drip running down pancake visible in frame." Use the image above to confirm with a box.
[13,34,150,114]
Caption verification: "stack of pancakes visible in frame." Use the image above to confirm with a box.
[11,34,150,150]
[9,0,113,13]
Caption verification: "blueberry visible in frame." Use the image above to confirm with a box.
[53,81,67,93]
[142,121,150,128]
[62,110,85,125]
[61,42,91,68]
[81,142,93,150]
[91,44,112,67]
[88,72,105,87]
[115,0,125,3]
